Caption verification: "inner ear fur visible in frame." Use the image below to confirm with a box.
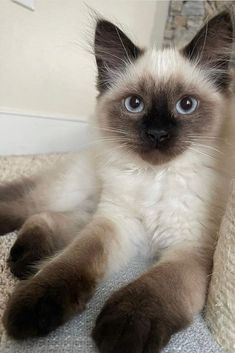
[94,19,142,93]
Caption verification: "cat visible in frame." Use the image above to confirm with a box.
[1,10,234,353]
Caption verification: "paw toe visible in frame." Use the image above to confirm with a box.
[8,237,46,279]
[8,244,35,279]
[93,305,151,353]
[9,242,26,262]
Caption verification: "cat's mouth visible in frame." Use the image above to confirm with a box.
[126,138,189,165]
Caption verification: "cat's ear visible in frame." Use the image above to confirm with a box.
[182,11,234,90]
[94,19,142,93]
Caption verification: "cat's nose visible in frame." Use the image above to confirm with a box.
[144,128,170,145]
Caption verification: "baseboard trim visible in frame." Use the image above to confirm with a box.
[0,112,90,156]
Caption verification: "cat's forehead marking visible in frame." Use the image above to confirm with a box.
[132,48,199,85]
[102,48,221,106]
[117,47,220,100]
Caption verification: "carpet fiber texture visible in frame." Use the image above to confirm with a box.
[206,183,235,353]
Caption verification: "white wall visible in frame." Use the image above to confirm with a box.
[0,0,169,154]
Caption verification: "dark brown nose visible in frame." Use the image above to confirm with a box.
[144,128,170,145]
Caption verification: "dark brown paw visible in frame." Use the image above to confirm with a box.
[3,278,71,339]
[8,240,39,279]
[93,282,190,353]
[8,224,55,279]
[3,258,94,339]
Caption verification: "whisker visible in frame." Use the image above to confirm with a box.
[191,142,223,155]
[95,48,129,67]
[115,26,132,66]
[188,147,218,161]
[187,135,224,141]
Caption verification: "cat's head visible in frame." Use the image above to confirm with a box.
[93,11,234,165]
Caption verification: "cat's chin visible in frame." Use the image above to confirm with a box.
[134,145,186,166]
[139,150,176,166]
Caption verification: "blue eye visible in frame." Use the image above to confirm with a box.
[176,96,198,115]
[124,95,144,113]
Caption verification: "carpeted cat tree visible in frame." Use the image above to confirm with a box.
[206,184,235,353]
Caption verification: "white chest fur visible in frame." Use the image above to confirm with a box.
[100,149,227,254]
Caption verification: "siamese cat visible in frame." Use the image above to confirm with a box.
[1,11,234,353]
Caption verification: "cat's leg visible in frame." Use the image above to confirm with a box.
[8,209,92,279]
[3,214,143,339]
[0,177,37,235]
[1,153,98,279]
[93,245,211,353]
[0,152,98,236]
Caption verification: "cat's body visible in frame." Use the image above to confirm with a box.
[1,11,235,353]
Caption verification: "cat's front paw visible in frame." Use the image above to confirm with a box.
[93,281,189,353]
[3,278,70,339]
[8,222,55,279]
[3,260,94,339]
[8,239,35,279]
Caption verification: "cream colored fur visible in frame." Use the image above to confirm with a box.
[31,48,235,276]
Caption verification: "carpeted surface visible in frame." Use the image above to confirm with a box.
[206,183,235,353]
[0,155,224,353]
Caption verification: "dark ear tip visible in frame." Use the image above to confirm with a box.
[211,10,234,31]
[215,10,233,21]
[95,19,117,34]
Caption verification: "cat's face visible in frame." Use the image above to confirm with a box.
[94,12,233,165]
